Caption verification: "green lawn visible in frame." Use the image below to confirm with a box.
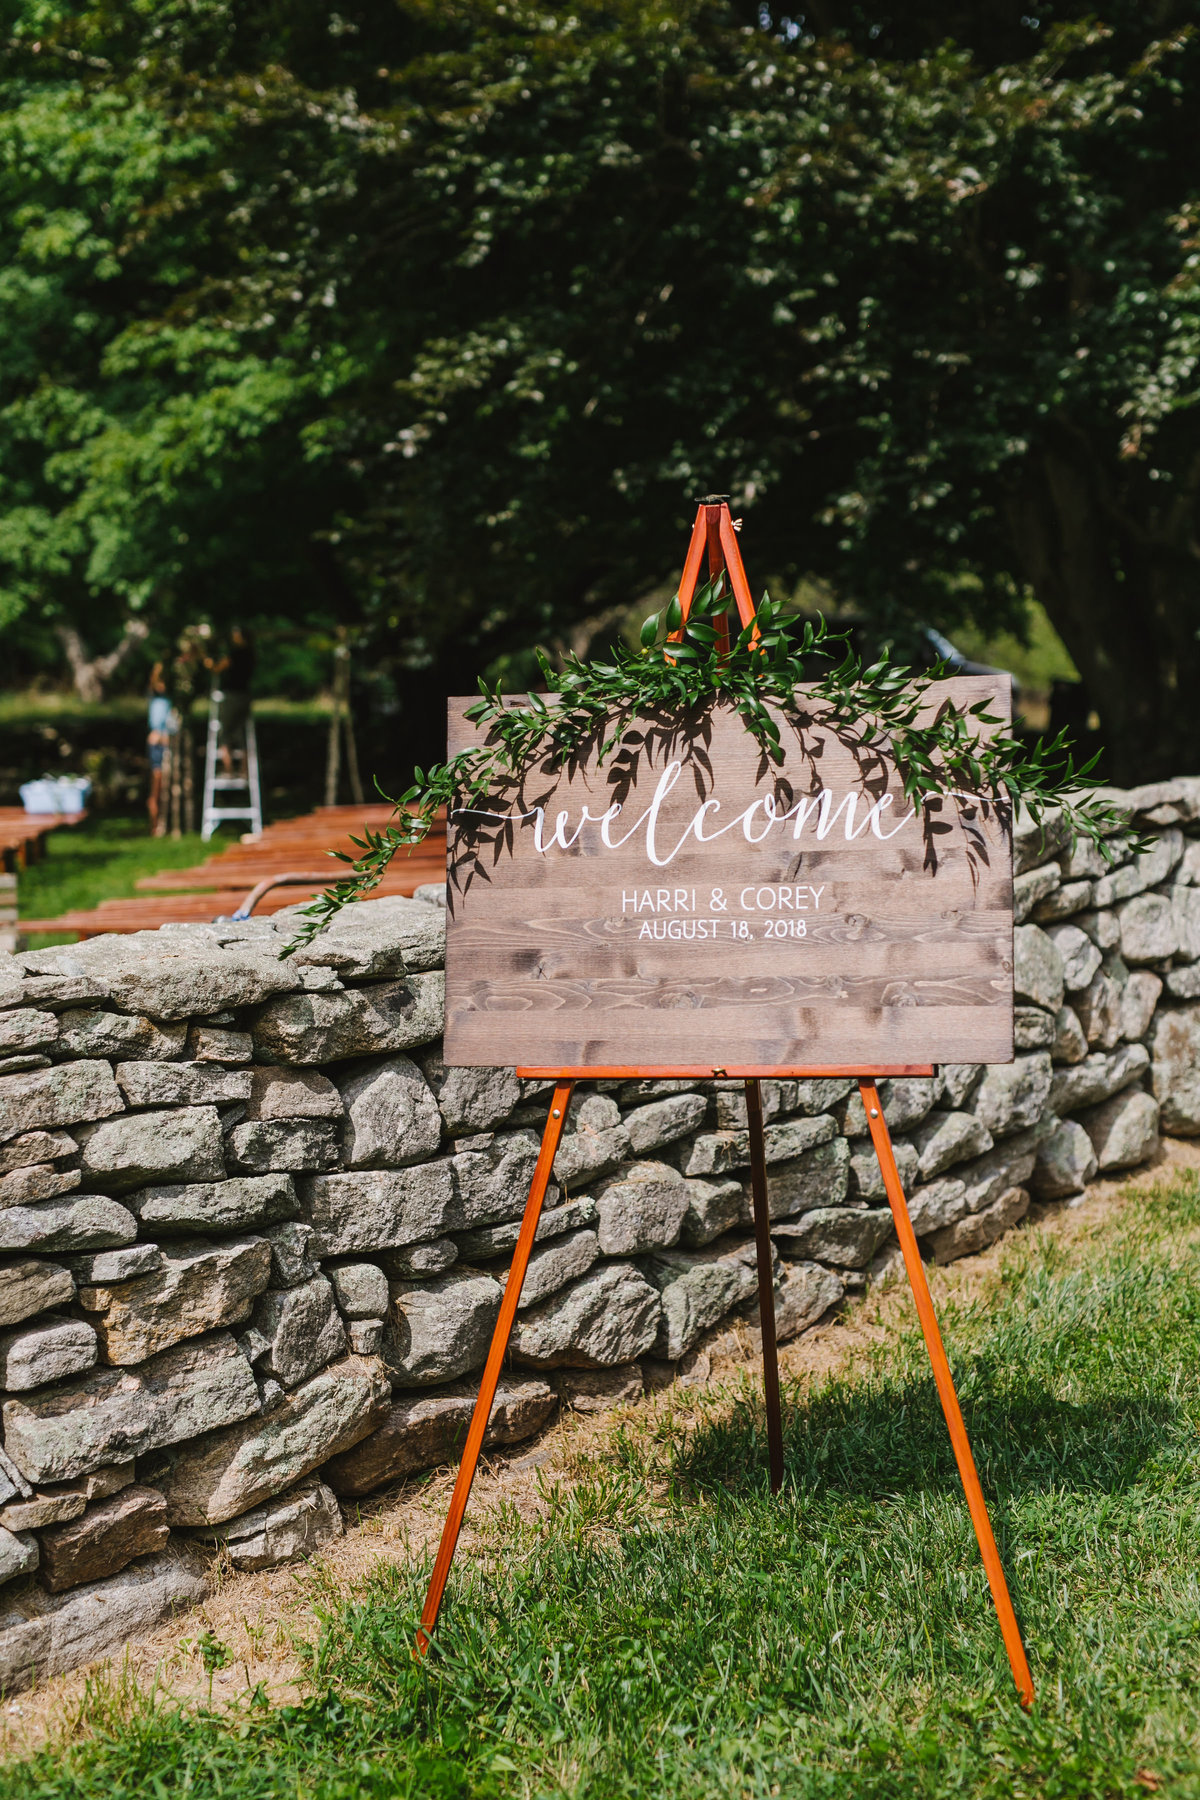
[17,817,213,941]
[7,1171,1200,1798]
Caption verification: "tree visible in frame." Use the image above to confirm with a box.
[2,1,1197,781]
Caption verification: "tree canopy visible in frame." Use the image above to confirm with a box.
[1,0,1197,780]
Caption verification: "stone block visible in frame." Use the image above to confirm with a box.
[418,1054,521,1135]
[131,1172,298,1237]
[643,1246,757,1360]
[518,1229,599,1309]
[0,1163,80,1208]
[0,1010,58,1055]
[1014,1007,1055,1050]
[1013,806,1070,874]
[378,1239,459,1278]
[1093,829,1183,906]
[455,1195,596,1260]
[115,1065,251,1108]
[56,1011,188,1064]
[383,1270,502,1387]
[849,1137,918,1201]
[770,1207,892,1268]
[64,1245,163,1283]
[154,1353,390,1525]
[0,1130,77,1175]
[1077,908,1121,951]
[838,1079,940,1138]
[553,1097,632,1187]
[1013,864,1060,922]
[189,1025,253,1063]
[0,1061,123,1142]
[911,1111,993,1181]
[1,1493,84,1532]
[1172,885,1200,962]
[326,1260,390,1320]
[337,1055,443,1169]
[30,935,302,1021]
[250,974,444,1064]
[0,1549,208,1692]
[679,1177,744,1248]
[1013,926,1065,1012]
[747,1138,851,1221]
[242,1067,342,1121]
[0,1258,74,1329]
[624,1093,708,1154]
[952,1124,1049,1213]
[247,1277,346,1388]
[1167,965,1200,1000]
[907,1178,971,1236]
[323,1376,555,1497]
[1074,968,1124,1050]
[0,1528,38,1586]
[1032,1120,1098,1199]
[1077,1088,1160,1171]
[510,1261,661,1370]
[76,1107,224,1193]
[261,1221,319,1289]
[1049,1043,1150,1115]
[226,1118,339,1174]
[0,1194,137,1256]
[1147,1003,1200,1134]
[79,1236,273,1366]
[2,1333,260,1484]
[1121,971,1162,1041]
[296,1162,456,1256]
[592,1161,690,1255]
[971,1052,1053,1139]
[774,1261,845,1342]
[191,1478,342,1570]
[1059,835,1111,881]
[286,895,445,979]
[940,1064,983,1108]
[38,1487,169,1594]
[554,1366,643,1413]
[0,1317,96,1392]
[1031,880,1094,923]
[1044,924,1103,993]
[1117,894,1177,965]
[13,973,111,1010]
[1052,1004,1088,1065]
[348,1320,383,1354]
[681,1113,836,1175]
[929,1186,1029,1263]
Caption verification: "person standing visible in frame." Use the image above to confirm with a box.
[146,662,176,834]
[205,626,256,774]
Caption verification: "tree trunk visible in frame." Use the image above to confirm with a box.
[55,618,150,704]
[1004,428,1200,785]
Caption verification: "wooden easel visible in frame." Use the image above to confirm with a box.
[417,501,1034,1708]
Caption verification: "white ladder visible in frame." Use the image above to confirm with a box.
[201,693,263,841]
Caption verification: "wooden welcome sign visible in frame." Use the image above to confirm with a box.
[418,500,1033,1710]
[443,685,1014,1071]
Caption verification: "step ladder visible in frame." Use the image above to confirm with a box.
[201,692,262,841]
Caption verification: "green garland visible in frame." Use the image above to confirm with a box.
[281,581,1130,955]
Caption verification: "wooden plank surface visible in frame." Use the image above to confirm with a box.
[444,682,1014,1069]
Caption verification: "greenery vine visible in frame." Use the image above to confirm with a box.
[281,580,1132,954]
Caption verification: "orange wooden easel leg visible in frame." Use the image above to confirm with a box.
[744,1078,784,1492]
[859,1080,1034,1707]
[416,1076,575,1653]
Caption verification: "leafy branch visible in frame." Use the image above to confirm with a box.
[281,580,1132,954]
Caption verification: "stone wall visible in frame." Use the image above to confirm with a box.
[1,774,1199,1687]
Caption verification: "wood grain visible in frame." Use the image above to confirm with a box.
[444,683,1014,1069]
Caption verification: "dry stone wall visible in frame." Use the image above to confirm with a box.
[1,773,1199,1687]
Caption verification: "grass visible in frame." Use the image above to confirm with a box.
[0,693,332,726]
[6,1169,1200,1797]
[17,816,213,941]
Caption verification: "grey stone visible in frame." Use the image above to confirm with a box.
[1031,880,1094,923]
[554,1366,643,1413]
[907,1178,972,1236]
[322,1376,555,1496]
[756,1139,852,1219]
[29,934,302,1022]
[378,1239,459,1278]
[790,1077,857,1115]
[1077,1088,1160,1171]
[241,1066,342,1121]
[286,895,445,979]
[1013,925,1064,1012]
[911,1111,993,1181]
[1060,836,1112,881]
[0,1258,74,1329]
[1126,784,1200,827]
[1013,864,1060,922]
[0,1130,77,1175]
[0,1061,123,1143]
[771,1207,892,1268]
[0,1055,51,1076]
[553,1097,632,1187]
[1121,970,1163,1040]
[592,1161,690,1255]
[1074,968,1124,1050]
[76,1107,224,1194]
[114,1064,251,1108]
[326,1261,390,1319]
[971,1053,1053,1139]
[0,1162,80,1208]
[838,1080,939,1138]
[38,1485,170,1593]
[63,1245,163,1282]
[337,1055,442,1169]
[412,883,445,907]
[383,1270,502,1387]
[1014,1006,1055,1050]
[418,1054,521,1135]
[131,1172,298,1237]
[930,1186,1029,1263]
[262,1221,320,1289]
[2,1333,260,1484]
[191,1476,343,1571]
[296,1162,456,1257]
[1049,1043,1150,1115]
[1045,924,1103,993]
[952,1124,1050,1213]
[1167,964,1200,1000]
[0,1317,96,1392]
[1147,1003,1200,1135]
[12,974,111,1010]
[850,1138,918,1200]
[510,1261,661,1370]
[1172,884,1200,962]
[679,1177,744,1247]
[1093,829,1184,906]
[189,1025,252,1064]
[248,1278,346,1388]
[1077,908,1121,951]
[643,1246,757,1360]
[1013,806,1070,874]
[518,1229,600,1309]
[624,1094,708,1154]
[455,1195,597,1260]
[681,1113,836,1175]
[0,1010,58,1055]
[226,1118,340,1174]
[250,974,444,1064]
[1051,1005,1089,1065]
[774,1261,845,1342]
[0,1194,137,1255]
[154,1354,391,1525]
[348,1320,383,1354]
[0,1527,38,1585]
[449,1130,543,1227]
[0,1493,84,1532]
[1117,893,1178,965]
[940,1064,983,1109]
[78,1236,273,1366]
[1032,1120,1098,1199]
[0,1548,208,1692]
